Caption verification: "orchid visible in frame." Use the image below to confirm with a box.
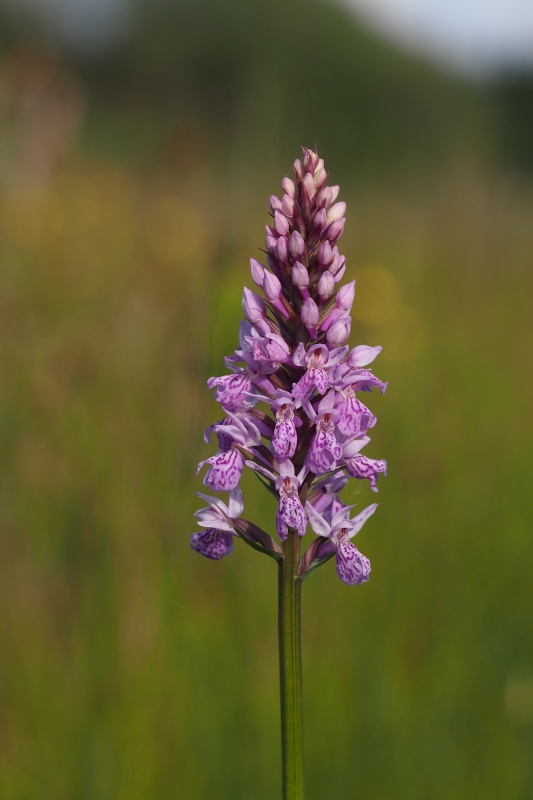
[305,501,377,585]
[190,488,244,560]
[271,391,301,459]
[190,147,388,799]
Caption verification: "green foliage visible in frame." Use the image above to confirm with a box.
[493,72,533,172]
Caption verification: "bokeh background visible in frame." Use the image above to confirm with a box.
[1,1,532,798]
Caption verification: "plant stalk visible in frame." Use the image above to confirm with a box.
[278,529,305,799]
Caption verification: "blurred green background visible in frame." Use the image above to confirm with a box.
[1,1,532,797]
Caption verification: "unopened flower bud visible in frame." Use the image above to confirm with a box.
[301,297,319,336]
[292,262,309,290]
[243,287,268,330]
[282,177,296,199]
[317,241,332,268]
[326,315,351,347]
[250,258,265,287]
[263,271,289,319]
[313,208,327,232]
[303,149,319,173]
[314,166,327,190]
[302,173,316,200]
[336,279,355,310]
[263,271,282,302]
[276,235,288,263]
[293,159,304,179]
[274,210,289,236]
[282,195,294,219]
[265,226,277,253]
[325,218,345,243]
[327,201,346,224]
[316,185,332,208]
[330,185,340,203]
[329,249,340,275]
[270,195,283,213]
[318,271,335,300]
[289,230,305,258]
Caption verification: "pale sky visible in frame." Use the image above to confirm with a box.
[3,0,533,74]
[336,0,533,74]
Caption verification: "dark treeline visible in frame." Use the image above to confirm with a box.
[0,0,532,177]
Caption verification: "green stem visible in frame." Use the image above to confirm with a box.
[278,529,305,799]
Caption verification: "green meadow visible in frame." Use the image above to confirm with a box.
[1,1,532,797]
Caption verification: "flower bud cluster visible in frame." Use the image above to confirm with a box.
[192,148,387,585]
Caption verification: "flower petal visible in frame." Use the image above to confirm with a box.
[207,372,251,411]
[346,456,387,492]
[336,540,371,585]
[276,494,307,540]
[337,396,376,437]
[306,430,341,475]
[273,417,297,458]
[197,449,243,491]
[305,502,332,538]
[348,345,382,368]
[190,529,234,560]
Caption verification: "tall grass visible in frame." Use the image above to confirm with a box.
[0,67,532,797]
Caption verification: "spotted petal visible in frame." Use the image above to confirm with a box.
[306,430,342,475]
[347,455,387,492]
[337,396,376,437]
[197,449,243,491]
[190,529,235,560]
[276,494,307,540]
[273,417,298,458]
[207,372,251,411]
[336,540,371,585]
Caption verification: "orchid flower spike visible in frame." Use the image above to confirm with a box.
[192,146,387,587]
